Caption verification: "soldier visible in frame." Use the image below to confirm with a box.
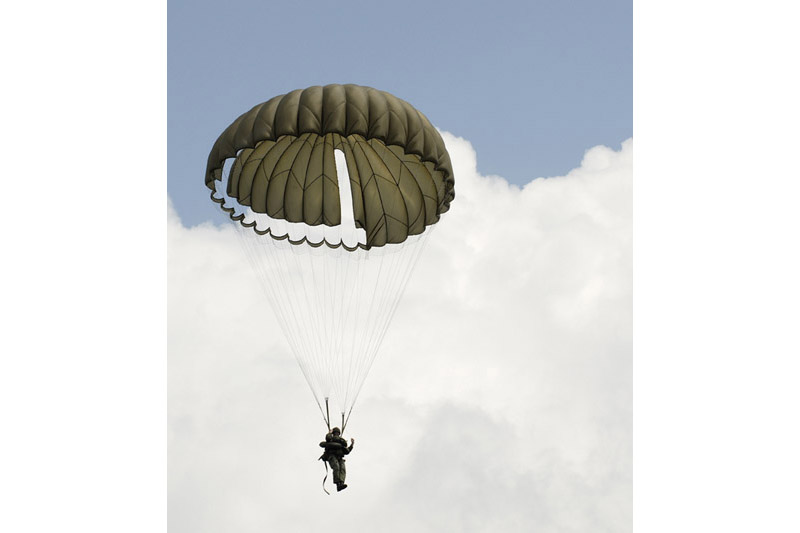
[319,427,354,492]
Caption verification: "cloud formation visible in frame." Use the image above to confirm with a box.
[168,134,632,532]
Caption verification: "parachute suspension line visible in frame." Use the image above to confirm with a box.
[322,247,341,413]
[260,235,323,404]
[256,240,305,361]
[347,245,393,408]
[211,172,327,419]
[331,254,346,415]
[358,244,406,387]
[341,245,379,413]
[285,242,332,418]
[274,229,355,422]
[325,397,331,431]
[298,243,335,407]
[318,252,330,415]
[331,251,348,413]
[372,231,432,358]
[342,245,385,411]
[323,246,334,401]
[298,245,341,419]
[251,228,326,418]
[342,405,355,434]
[333,253,350,411]
[260,238,310,378]
[346,230,433,411]
[334,247,365,419]
[216,166,329,421]
[319,246,333,379]
[302,245,327,401]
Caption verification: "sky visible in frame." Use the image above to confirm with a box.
[168,0,632,227]
[169,134,632,531]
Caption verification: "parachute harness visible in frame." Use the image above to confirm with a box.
[318,425,346,496]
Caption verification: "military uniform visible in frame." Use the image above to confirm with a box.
[320,430,353,490]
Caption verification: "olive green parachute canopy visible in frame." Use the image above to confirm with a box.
[206,84,455,249]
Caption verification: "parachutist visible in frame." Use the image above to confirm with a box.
[319,427,354,492]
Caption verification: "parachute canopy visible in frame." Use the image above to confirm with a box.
[206,84,455,249]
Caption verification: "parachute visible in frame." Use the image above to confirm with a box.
[206,84,455,430]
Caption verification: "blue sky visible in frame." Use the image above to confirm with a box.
[169,0,631,227]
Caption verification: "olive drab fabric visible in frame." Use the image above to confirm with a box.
[205,84,455,249]
[328,455,346,486]
[322,431,353,487]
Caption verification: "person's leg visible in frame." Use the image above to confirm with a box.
[328,457,342,485]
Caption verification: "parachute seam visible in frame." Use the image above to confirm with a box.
[237,143,271,206]
[374,142,425,233]
[295,133,320,225]
[228,147,253,198]
[243,137,289,208]
[371,152,412,239]
[352,138,391,247]
[270,133,311,219]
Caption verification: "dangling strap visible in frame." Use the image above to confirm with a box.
[320,456,330,495]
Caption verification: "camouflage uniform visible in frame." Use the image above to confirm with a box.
[321,430,353,489]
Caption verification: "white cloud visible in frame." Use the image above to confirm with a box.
[168,134,632,532]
